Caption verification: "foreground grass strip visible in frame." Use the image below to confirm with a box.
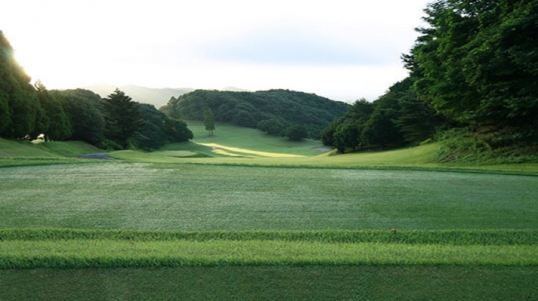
[2,266,537,301]
[1,229,537,245]
[1,240,537,269]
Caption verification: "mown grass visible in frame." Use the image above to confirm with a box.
[111,142,538,175]
[0,138,61,158]
[41,140,104,157]
[0,138,105,168]
[2,134,538,299]
[1,228,536,245]
[1,163,537,230]
[2,239,537,269]
[185,120,329,156]
[2,266,536,301]
[1,228,537,268]
[1,229,537,299]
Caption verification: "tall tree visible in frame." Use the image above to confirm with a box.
[102,89,141,149]
[132,103,193,150]
[285,124,308,141]
[406,0,538,145]
[0,31,40,138]
[333,121,360,153]
[203,108,215,136]
[320,118,341,147]
[0,90,9,133]
[34,81,72,140]
[361,91,405,148]
[53,89,105,145]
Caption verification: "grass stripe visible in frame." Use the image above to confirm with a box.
[1,240,537,269]
[1,228,536,245]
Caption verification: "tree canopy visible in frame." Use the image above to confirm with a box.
[405,0,538,146]
[0,30,40,138]
[323,0,538,156]
[102,89,142,149]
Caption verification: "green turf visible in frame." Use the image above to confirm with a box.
[2,228,535,245]
[2,134,538,299]
[0,138,105,168]
[1,266,536,301]
[183,121,329,157]
[1,163,537,231]
[41,141,104,157]
[2,240,537,268]
[0,138,61,158]
[1,229,536,269]
[2,228,536,299]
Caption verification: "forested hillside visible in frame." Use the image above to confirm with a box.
[322,0,538,161]
[0,31,192,150]
[160,89,349,139]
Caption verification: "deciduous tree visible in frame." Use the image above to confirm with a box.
[203,108,215,136]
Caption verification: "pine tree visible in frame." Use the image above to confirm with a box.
[102,89,142,149]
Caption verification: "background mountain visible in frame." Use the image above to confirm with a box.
[160,89,350,139]
[86,85,194,108]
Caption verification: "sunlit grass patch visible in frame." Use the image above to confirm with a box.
[187,121,326,156]
[200,143,305,158]
[1,239,537,269]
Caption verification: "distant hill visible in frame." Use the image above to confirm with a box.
[85,85,194,108]
[160,89,350,139]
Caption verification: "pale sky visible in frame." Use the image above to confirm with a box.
[1,0,430,102]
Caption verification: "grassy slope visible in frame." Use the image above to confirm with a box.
[0,138,103,158]
[0,138,105,168]
[110,121,538,174]
[41,140,104,157]
[186,120,328,156]
[0,138,61,158]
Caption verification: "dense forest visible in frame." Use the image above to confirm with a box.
[322,0,538,161]
[0,31,192,150]
[160,89,350,139]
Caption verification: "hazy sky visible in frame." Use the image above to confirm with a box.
[2,0,430,102]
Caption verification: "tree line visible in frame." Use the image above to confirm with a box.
[0,31,192,150]
[160,89,350,140]
[322,0,538,157]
